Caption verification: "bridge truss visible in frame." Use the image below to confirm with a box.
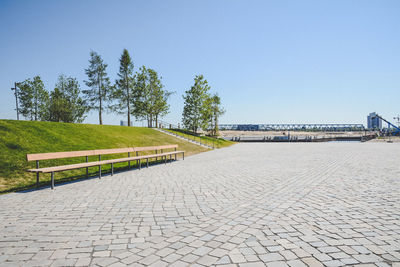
[219,124,365,131]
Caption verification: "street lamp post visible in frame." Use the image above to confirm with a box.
[11,82,20,120]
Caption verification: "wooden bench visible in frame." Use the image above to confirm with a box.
[27,145,184,189]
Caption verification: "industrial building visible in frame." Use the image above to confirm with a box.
[367,112,382,129]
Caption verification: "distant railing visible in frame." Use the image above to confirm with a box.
[219,123,366,131]
[225,133,376,142]
[157,120,217,148]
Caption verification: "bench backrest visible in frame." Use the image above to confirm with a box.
[93,148,134,156]
[26,145,178,162]
[27,150,95,161]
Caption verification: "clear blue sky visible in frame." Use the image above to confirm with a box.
[0,0,399,126]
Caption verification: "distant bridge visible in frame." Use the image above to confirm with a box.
[219,124,366,131]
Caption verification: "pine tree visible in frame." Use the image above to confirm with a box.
[113,49,134,126]
[83,51,111,125]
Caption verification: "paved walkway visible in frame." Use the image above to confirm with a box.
[0,143,399,267]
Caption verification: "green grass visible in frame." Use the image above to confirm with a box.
[164,129,235,148]
[0,119,210,193]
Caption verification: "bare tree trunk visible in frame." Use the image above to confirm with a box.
[34,90,38,121]
[214,115,219,136]
[149,114,153,128]
[126,75,130,126]
[98,74,103,125]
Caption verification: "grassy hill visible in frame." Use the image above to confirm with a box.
[0,120,210,193]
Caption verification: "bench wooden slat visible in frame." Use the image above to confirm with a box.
[28,151,184,173]
[27,150,96,161]
[27,148,137,161]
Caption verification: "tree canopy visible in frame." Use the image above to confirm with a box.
[17,76,48,121]
[132,66,172,127]
[182,75,211,133]
[48,75,87,123]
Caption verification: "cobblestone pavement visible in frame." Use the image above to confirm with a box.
[1,143,400,267]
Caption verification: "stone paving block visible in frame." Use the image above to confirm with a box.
[287,259,307,267]
[280,250,298,261]
[121,254,143,265]
[163,253,182,263]
[215,255,232,265]
[301,257,323,267]
[169,260,189,267]
[266,261,289,267]
[75,257,91,266]
[322,260,344,267]
[230,253,247,263]
[50,258,77,266]
[244,254,260,262]
[239,262,266,267]
[108,262,127,267]
[93,250,111,257]
[192,246,213,256]
[197,254,219,265]
[353,253,383,263]
[259,253,285,262]
[340,257,359,265]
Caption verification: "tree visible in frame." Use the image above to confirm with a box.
[132,66,172,128]
[48,75,87,123]
[182,75,211,133]
[148,69,172,128]
[113,49,134,126]
[48,88,70,122]
[209,94,225,136]
[132,66,151,126]
[83,51,112,125]
[17,76,49,121]
[17,79,34,120]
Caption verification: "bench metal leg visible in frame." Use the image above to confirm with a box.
[164,156,167,165]
[170,154,172,163]
[99,155,102,179]
[183,152,185,160]
[36,172,39,188]
[128,152,130,168]
[111,163,114,176]
[175,153,177,161]
[139,159,141,170]
[146,158,149,168]
[155,150,157,161]
[86,156,89,178]
[51,172,54,189]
